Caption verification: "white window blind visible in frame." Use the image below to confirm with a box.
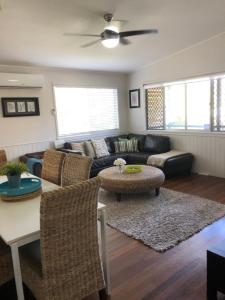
[54,86,119,137]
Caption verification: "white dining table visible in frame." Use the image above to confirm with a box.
[0,174,110,300]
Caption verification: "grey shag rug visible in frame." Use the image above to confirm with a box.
[99,188,225,252]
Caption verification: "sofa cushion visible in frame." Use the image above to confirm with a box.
[127,152,150,165]
[84,141,96,158]
[105,135,128,153]
[127,134,146,152]
[114,138,139,153]
[71,142,86,156]
[92,153,128,169]
[92,139,109,158]
[144,134,171,154]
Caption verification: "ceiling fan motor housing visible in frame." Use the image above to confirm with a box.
[104,13,113,23]
[101,29,119,40]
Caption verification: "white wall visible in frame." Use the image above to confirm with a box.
[128,32,225,178]
[0,65,128,160]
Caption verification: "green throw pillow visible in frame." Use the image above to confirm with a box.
[114,138,139,153]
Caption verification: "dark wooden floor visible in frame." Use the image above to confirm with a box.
[1,174,225,300]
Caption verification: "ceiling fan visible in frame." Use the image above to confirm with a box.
[64,13,158,48]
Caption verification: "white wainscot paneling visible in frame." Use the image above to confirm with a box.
[1,141,52,161]
[168,134,225,178]
[138,131,225,178]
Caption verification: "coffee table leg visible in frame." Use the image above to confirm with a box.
[116,193,121,202]
[155,188,160,196]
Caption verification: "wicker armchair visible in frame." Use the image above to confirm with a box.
[41,150,66,185]
[0,238,13,286]
[20,177,106,300]
[62,154,93,187]
[0,150,7,168]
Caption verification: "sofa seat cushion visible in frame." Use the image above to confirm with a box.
[127,152,150,165]
[92,153,128,169]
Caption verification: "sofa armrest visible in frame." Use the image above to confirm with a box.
[163,153,194,177]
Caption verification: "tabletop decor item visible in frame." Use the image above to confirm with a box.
[0,162,28,188]
[0,177,42,202]
[113,158,126,174]
[125,165,142,173]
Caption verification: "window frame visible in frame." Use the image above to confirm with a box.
[53,84,120,139]
[145,74,225,134]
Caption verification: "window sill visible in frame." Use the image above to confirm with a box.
[145,129,225,138]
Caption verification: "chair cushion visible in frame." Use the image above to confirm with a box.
[144,134,171,154]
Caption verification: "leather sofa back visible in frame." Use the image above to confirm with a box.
[144,134,170,154]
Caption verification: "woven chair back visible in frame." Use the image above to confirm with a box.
[41,150,66,185]
[0,150,7,168]
[40,177,104,300]
[62,153,93,187]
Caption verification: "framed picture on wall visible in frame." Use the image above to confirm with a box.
[1,97,40,117]
[129,89,140,108]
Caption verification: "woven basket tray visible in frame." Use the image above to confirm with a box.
[0,188,42,202]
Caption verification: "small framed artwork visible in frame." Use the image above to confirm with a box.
[129,89,140,108]
[1,97,40,117]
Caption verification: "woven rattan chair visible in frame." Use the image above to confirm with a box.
[20,177,106,300]
[0,238,13,286]
[0,150,7,168]
[62,154,93,187]
[41,150,66,185]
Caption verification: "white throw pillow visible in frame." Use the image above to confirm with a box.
[92,139,109,158]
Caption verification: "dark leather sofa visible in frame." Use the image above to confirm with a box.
[20,133,193,178]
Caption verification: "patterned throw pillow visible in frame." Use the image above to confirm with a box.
[84,141,96,158]
[91,139,109,158]
[71,142,86,156]
[114,138,139,153]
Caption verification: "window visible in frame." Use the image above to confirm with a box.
[54,86,119,137]
[146,75,224,132]
[165,84,185,129]
[186,80,210,130]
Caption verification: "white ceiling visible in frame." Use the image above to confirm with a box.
[0,0,225,73]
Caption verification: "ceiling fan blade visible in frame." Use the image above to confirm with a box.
[120,37,131,45]
[119,29,158,38]
[64,33,100,37]
[81,39,101,48]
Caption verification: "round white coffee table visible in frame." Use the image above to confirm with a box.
[98,165,165,201]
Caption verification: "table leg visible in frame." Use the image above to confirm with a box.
[11,243,25,300]
[155,187,160,196]
[116,193,121,202]
[99,208,111,295]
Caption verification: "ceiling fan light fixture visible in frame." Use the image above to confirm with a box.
[101,38,119,48]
